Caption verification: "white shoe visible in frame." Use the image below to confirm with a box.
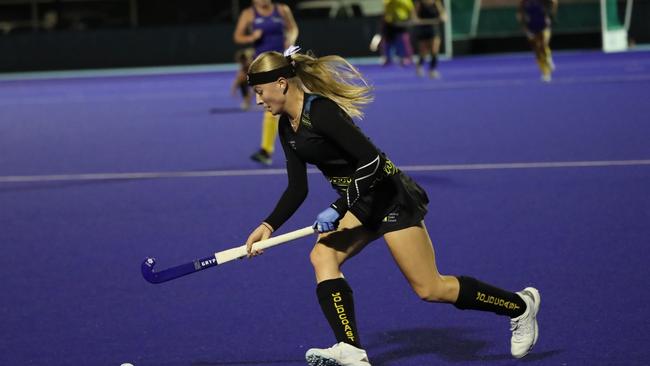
[541,73,552,82]
[305,342,371,366]
[510,287,541,358]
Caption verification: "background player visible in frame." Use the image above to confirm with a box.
[233,0,299,165]
[517,0,558,82]
[381,0,417,66]
[414,0,447,78]
[231,48,255,110]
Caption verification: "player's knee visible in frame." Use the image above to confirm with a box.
[414,287,443,302]
[309,245,338,270]
[413,282,453,303]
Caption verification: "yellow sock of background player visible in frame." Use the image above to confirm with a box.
[250,111,278,165]
[261,111,278,154]
[544,46,555,71]
[536,52,551,81]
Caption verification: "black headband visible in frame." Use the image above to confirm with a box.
[247,64,295,86]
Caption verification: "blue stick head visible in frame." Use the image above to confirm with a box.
[141,257,160,284]
[141,257,202,284]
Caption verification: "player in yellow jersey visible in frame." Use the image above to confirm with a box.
[381,0,417,66]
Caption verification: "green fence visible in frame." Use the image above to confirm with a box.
[451,0,603,39]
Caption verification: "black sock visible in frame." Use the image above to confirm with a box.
[418,55,425,66]
[429,53,438,70]
[316,278,361,348]
[454,276,526,318]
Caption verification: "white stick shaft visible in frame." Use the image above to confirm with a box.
[214,226,314,264]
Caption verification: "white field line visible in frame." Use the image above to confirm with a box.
[2,73,649,106]
[1,159,649,184]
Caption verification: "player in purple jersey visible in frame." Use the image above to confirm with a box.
[234,0,299,165]
[244,46,541,366]
[517,0,558,82]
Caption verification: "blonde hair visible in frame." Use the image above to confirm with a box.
[249,51,373,119]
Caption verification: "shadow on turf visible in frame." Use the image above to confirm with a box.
[0,179,134,194]
[366,327,562,365]
[191,359,304,365]
[209,104,266,114]
[403,173,459,187]
[209,107,248,114]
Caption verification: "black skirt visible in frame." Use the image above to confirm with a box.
[414,24,441,41]
[348,172,429,235]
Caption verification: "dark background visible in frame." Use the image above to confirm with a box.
[0,0,648,72]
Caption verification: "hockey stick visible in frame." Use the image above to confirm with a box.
[141,226,315,284]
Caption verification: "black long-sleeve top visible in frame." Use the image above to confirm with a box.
[264,94,398,230]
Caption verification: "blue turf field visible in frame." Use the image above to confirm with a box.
[1,50,649,365]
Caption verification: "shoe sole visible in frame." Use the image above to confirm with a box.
[250,156,272,166]
[306,354,343,366]
[526,287,541,347]
[515,287,541,358]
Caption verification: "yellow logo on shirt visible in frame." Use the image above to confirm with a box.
[383,159,398,176]
[329,177,352,187]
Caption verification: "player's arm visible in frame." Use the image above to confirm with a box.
[516,0,525,24]
[409,1,419,22]
[436,0,447,22]
[279,4,299,48]
[548,0,558,19]
[233,8,261,44]
[263,124,309,231]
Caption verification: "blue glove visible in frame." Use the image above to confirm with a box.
[313,207,341,233]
